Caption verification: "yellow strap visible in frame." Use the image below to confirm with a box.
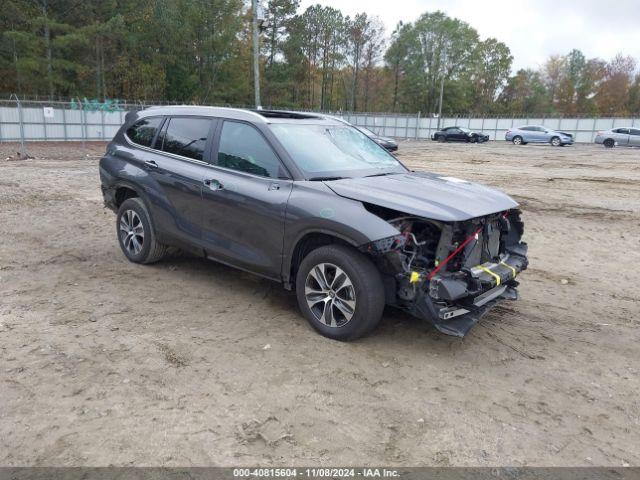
[500,261,517,278]
[479,265,501,285]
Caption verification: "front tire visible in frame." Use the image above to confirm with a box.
[295,245,385,341]
[512,135,523,145]
[550,136,561,147]
[116,197,167,264]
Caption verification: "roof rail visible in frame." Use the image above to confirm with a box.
[137,105,267,123]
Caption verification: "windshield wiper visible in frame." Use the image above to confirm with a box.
[308,176,349,181]
[363,172,399,178]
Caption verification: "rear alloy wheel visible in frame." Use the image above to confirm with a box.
[512,135,523,145]
[437,135,446,143]
[604,138,615,148]
[550,136,562,147]
[116,197,167,264]
[120,209,144,256]
[296,245,385,340]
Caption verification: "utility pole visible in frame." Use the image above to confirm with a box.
[437,49,447,129]
[437,75,444,129]
[252,0,261,108]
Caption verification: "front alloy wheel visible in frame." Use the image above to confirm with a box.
[295,244,385,340]
[550,136,561,147]
[305,263,356,328]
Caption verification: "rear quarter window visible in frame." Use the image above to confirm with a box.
[158,117,213,161]
[125,117,163,147]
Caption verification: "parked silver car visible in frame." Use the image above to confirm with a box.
[594,128,640,148]
[505,125,574,146]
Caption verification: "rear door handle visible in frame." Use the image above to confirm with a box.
[269,182,280,191]
[204,178,224,191]
[144,160,158,169]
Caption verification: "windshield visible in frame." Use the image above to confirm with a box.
[458,127,471,133]
[270,124,406,179]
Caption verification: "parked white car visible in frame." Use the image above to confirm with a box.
[594,128,640,148]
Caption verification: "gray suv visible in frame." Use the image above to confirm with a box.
[100,107,528,339]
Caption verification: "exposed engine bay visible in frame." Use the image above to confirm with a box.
[362,205,529,337]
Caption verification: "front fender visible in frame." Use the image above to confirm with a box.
[282,182,400,282]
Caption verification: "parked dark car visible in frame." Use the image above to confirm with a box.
[100,107,528,339]
[356,126,398,151]
[432,126,489,143]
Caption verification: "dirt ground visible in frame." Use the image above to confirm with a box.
[0,140,639,467]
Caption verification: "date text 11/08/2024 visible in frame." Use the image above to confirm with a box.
[232,468,400,478]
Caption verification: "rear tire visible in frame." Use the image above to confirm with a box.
[116,197,167,264]
[437,135,446,143]
[604,138,615,148]
[512,136,523,145]
[295,244,385,341]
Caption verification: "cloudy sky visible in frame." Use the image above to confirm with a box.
[298,0,640,72]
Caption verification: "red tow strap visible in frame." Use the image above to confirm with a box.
[427,226,483,280]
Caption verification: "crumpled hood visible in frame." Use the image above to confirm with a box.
[324,171,518,222]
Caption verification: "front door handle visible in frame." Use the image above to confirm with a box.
[204,178,224,191]
[269,182,280,191]
[144,160,158,169]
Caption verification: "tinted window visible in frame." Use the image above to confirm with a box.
[520,126,534,131]
[159,117,212,161]
[630,129,640,136]
[216,121,282,178]
[615,128,630,134]
[126,117,163,147]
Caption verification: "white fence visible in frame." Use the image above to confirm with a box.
[1,99,638,144]
[342,113,639,143]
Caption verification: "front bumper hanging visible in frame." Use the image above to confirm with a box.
[408,244,529,337]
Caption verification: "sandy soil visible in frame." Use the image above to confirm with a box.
[0,140,639,467]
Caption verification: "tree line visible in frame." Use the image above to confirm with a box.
[1,0,639,115]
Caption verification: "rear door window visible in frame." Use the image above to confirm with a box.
[628,129,640,135]
[215,121,282,178]
[615,128,630,134]
[158,117,213,161]
[126,117,163,147]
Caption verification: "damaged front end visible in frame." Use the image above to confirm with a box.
[361,207,529,337]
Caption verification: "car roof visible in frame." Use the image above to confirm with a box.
[138,106,344,125]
